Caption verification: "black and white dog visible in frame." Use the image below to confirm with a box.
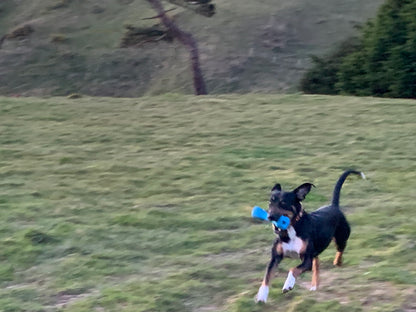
[256,170,365,302]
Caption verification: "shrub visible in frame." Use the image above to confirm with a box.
[300,37,360,95]
[301,0,416,98]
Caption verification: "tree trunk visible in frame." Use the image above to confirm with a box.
[147,0,207,95]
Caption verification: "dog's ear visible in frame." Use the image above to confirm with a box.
[271,183,282,192]
[293,183,314,201]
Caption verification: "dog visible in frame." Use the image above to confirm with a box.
[255,169,365,302]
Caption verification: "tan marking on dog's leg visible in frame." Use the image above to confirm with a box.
[256,243,283,302]
[310,257,319,291]
[333,251,343,266]
[290,267,303,278]
[262,243,282,286]
[276,243,283,255]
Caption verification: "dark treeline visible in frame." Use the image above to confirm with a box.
[301,0,416,98]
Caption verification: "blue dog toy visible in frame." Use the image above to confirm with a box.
[251,206,290,230]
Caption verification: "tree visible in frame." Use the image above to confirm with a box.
[299,37,360,95]
[167,0,215,17]
[337,0,416,97]
[146,0,215,95]
[301,0,416,98]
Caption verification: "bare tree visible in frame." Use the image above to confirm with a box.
[167,0,215,17]
[147,0,214,95]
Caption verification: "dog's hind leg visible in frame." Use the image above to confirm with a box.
[310,257,319,291]
[333,251,343,266]
[333,216,351,266]
[256,240,283,302]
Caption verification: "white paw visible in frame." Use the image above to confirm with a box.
[282,271,296,293]
[255,285,269,303]
[309,286,317,291]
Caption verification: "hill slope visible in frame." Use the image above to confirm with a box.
[0,94,415,311]
[0,0,384,96]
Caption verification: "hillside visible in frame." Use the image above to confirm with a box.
[0,94,415,311]
[0,0,385,96]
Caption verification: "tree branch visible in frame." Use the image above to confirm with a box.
[142,8,176,20]
[166,0,215,17]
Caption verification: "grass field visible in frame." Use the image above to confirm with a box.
[0,94,415,311]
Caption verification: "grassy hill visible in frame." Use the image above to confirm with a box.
[0,0,385,96]
[0,94,415,311]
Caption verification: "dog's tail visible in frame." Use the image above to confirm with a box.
[331,170,366,208]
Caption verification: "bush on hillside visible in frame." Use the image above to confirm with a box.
[300,37,360,95]
[301,0,416,98]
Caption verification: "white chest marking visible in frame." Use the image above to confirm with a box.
[282,226,304,258]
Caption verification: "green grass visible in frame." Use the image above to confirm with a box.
[0,94,415,311]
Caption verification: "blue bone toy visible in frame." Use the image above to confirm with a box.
[251,206,290,230]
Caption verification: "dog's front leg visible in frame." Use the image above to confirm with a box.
[256,240,283,303]
[282,255,313,293]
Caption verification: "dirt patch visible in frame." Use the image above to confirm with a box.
[194,305,220,312]
[54,290,98,309]
[298,269,416,311]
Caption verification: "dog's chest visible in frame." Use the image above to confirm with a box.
[281,227,305,258]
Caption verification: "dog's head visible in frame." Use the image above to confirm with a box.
[268,182,314,232]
